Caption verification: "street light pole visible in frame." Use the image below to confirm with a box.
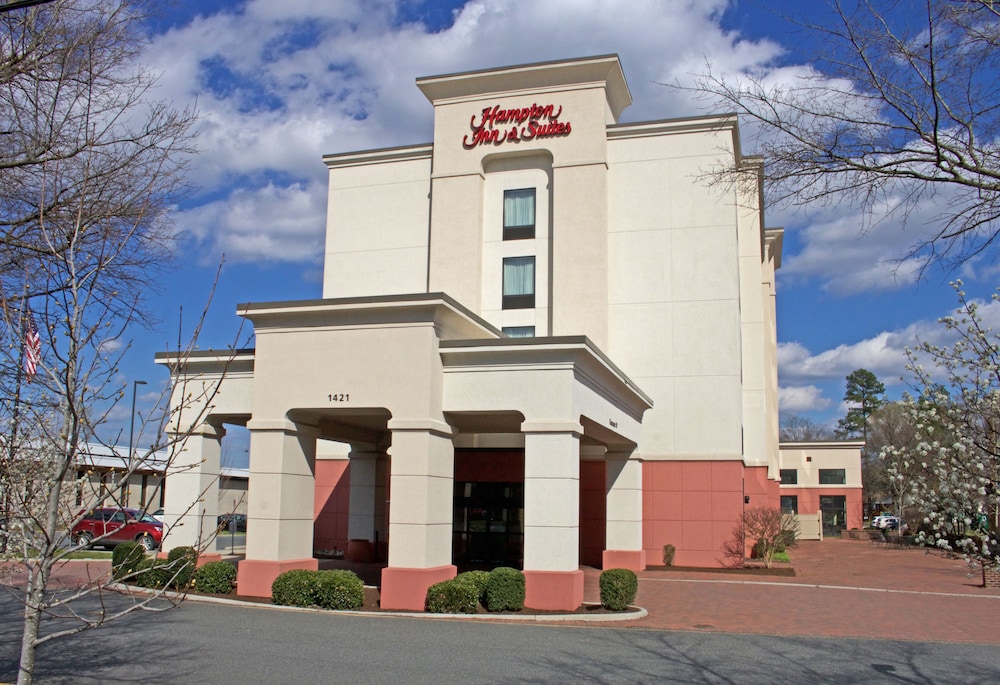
[126,379,147,507]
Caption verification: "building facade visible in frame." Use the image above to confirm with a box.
[778,441,865,538]
[157,55,787,611]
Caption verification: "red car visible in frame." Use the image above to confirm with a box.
[72,507,163,551]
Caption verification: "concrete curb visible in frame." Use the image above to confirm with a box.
[179,590,648,622]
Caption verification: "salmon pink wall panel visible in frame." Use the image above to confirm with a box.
[644,460,751,568]
[313,460,350,552]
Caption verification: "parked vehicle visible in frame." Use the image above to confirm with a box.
[217,513,247,533]
[883,517,908,532]
[72,508,163,551]
[151,508,165,522]
[872,514,895,529]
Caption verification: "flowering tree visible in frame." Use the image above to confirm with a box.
[886,282,1000,565]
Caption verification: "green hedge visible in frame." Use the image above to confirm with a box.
[194,561,237,595]
[314,570,364,610]
[485,567,524,612]
[271,569,365,610]
[271,569,317,607]
[112,542,145,581]
[456,570,490,604]
[599,568,637,611]
[166,546,198,589]
[133,557,172,589]
[426,578,480,614]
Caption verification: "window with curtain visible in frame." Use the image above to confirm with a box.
[503,188,535,240]
[502,256,535,309]
[502,326,535,338]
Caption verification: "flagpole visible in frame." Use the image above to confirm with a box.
[2,293,27,555]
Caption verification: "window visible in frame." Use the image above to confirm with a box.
[779,469,797,485]
[780,495,798,514]
[503,188,535,240]
[502,256,535,309]
[818,468,846,485]
[503,326,535,338]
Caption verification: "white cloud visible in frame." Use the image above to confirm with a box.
[175,181,326,263]
[779,289,1000,387]
[779,385,832,412]
[142,0,789,264]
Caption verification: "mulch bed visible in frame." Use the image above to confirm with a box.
[190,586,633,615]
[647,564,796,577]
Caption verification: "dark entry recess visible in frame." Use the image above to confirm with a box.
[453,481,524,568]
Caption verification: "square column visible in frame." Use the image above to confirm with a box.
[380,420,456,611]
[346,447,388,562]
[237,420,320,597]
[161,422,223,553]
[522,423,583,611]
[604,451,646,571]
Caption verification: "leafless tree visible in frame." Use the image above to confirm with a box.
[0,3,239,684]
[779,414,836,442]
[722,505,800,568]
[683,0,1000,269]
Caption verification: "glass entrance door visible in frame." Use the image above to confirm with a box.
[453,482,524,568]
[819,495,847,537]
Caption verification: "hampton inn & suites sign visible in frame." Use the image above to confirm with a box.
[463,103,572,148]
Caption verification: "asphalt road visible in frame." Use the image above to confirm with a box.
[2,594,998,684]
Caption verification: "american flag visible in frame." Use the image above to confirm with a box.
[23,311,41,380]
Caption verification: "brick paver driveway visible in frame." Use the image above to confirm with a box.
[591,539,1000,643]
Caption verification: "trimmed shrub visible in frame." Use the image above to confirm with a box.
[662,544,676,567]
[426,578,479,614]
[166,546,198,589]
[133,557,172,589]
[456,570,490,604]
[485,567,525,612]
[194,561,237,595]
[271,569,317,607]
[599,568,637,611]
[112,542,146,581]
[314,570,364,610]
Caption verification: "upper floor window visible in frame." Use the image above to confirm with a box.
[818,468,846,485]
[779,469,797,485]
[503,326,536,338]
[502,256,535,309]
[503,188,535,240]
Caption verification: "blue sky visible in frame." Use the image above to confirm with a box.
[106,0,1000,462]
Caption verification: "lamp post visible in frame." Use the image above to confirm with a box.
[126,379,147,506]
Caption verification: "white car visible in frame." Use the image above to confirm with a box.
[872,514,895,529]
[875,515,901,530]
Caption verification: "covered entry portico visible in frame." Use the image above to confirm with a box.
[158,294,651,611]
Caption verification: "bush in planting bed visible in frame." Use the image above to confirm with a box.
[314,570,364,610]
[271,569,317,607]
[166,546,198,589]
[426,578,480,614]
[194,561,237,595]
[599,568,637,611]
[112,542,146,581]
[485,567,525,612]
